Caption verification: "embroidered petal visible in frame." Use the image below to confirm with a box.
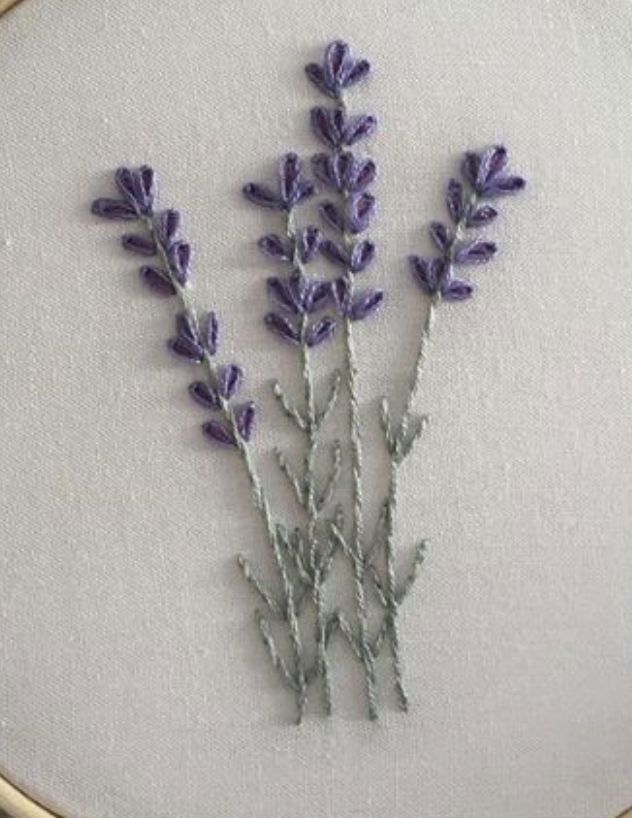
[410,255,442,296]
[167,336,204,363]
[466,205,498,226]
[267,277,299,313]
[429,222,451,251]
[258,234,292,262]
[306,316,336,346]
[121,233,156,256]
[293,179,316,206]
[350,240,375,273]
[477,145,508,187]
[321,239,348,267]
[455,240,497,265]
[310,107,342,149]
[279,152,301,207]
[312,153,337,187]
[482,175,526,196]
[324,40,352,94]
[305,63,331,96]
[441,278,474,302]
[202,420,236,447]
[242,183,284,209]
[349,289,384,321]
[297,226,323,263]
[331,276,351,313]
[91,198,138,220]
[139,265,176,296]
[218,364,243,400]
[343,115,377,146]
[189,380,220,410]
[319,201,345,233]
[446,179,464,223]
[235,402,256,441]
[343,59,370,88]
[348,192,376,234]
[264,312,300,344]
[154,209,180,248]
[168,241,192,285]
[205,311,219,355]
[461,152,481,188]
[349,158,377,193]
[304,280,331,313]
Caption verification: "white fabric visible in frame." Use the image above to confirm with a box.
[1,1,632,817]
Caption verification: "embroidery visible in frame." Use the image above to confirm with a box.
[91,41,525,724]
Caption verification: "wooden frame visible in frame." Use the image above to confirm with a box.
[0,1,629,816]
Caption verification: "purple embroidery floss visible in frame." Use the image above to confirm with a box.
[92,167,308,723]
[307,40,382,720]
[378,145,526,710]
[243,152,343,717]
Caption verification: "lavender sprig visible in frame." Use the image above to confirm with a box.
[307,40,383,720]
[243,152,342,716]
[377,145,526,710]
[92,166,307,722]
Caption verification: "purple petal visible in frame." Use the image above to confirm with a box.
[482,175,526,196]
[319,201,345,233]
[409,255,442,295]
[121,233,156,256]
[168,241,192,286]
[91,198,138,220]
[348,192,376,234]
[429,222,451,251]
[306,316,336,347]
[175,311,199,344]
[154,209,180,248]
[343,115,377,147]
[331,276,351,313]
[350,240,375,273]
[324,41,351,94]
[280,152,301,207]
[349,289,384,321]
[202,420,236,447]
[139,166,155,204]
[478,145,508,186]
[349,158,377,193]
[297,226,323,263]
[304,280,331,313]
[115,166,154,215]
[294,179,316,206]
[310,107,341,149]
[455,240,497,265]
[305,63,331,96]
[139,265,176,296]
[466,205,498,226]
[167,336,204,363]
[114,168,137,206]
[218,364,243,400]
[343,59,370,88]
[446,179,464,223]
[312,153,337,187]
[242,183,284,209]
[267,277,299,312]
[461,152,481,187]
[258,234,292,262]
[441,278,474,302]
[189,380,220,410]
[235,402,256,441]
[321,239,348,267]
[264,312,300,344]
[205,311,219,356]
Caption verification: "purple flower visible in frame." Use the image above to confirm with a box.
[331,277,383,321]
[202,420,236,447]
[121,233,157,256]
[218,364,243,400]
[154,209,180,248]
[310,107,376,151]
[115,166,155,216]
[189,380,220,410]
[319,193,376,236]
[257,226,323,265]
[235,402,256,441]
[305,40,370,100]
[266,271,330,316]
[410,146,525,305]
[305,316,336,346]
[139,265,176,296]
[461,145,526,198]
[321,239,375,273]
[91,198,138,220]
[312,152,377,193]
[264,312,301,344]
[243,153,315,211]
[167,241,192,286]
[168,311,204,363]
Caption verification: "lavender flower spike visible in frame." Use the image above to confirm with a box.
[243,152,315,211]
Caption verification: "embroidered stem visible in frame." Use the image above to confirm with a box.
[144,214,308,723]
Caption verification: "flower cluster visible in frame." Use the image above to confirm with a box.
[92,166,255,447]
[308,41,383,323]
[244,152,338,347]
[410,144,526,301]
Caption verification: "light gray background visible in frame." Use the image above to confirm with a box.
[1,1,632,817]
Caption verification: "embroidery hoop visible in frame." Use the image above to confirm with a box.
[0,1,630,817]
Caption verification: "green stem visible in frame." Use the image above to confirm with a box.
[144,214,307,722]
